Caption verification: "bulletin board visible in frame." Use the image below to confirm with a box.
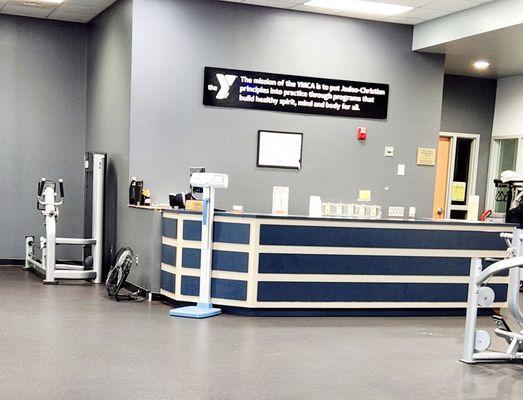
[257,130,303,170]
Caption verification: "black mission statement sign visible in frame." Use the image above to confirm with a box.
[203,66,389,119]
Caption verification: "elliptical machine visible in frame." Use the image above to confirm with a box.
[461,175,523,363]
[25,152,105,284]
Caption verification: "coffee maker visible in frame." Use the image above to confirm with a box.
[129,177,143,205]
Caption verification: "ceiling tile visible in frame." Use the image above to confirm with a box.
[0,0,117,23]
[243,0,301,8]
[402,7,451,19]
[2,1,56,18]
[425,0,480,12]
[56,4,101,14]
[47,11,92,23]
[291,4,343,16]
[0,0,496,24]
[382,15,425,25]
[337,10,387,21]
[359,0,432,5]
[67,0,116,8]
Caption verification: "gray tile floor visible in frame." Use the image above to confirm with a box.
[0,266,521,400]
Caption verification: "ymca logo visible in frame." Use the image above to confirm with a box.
[215,74,237,99]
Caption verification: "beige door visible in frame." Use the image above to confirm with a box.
[433,136,451,219]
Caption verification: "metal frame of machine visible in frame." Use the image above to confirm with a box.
[24,153,105,284]
[461,227,523,363]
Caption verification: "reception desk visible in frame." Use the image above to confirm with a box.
[160,210,512,315]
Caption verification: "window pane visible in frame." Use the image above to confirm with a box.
[494,139,518,213]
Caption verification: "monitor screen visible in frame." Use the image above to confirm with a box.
[190,167,205,194]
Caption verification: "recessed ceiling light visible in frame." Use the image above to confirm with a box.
[473,60,490,70]
[23,0,65,4]
[304,0,413,16]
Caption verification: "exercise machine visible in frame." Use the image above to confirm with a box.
[170,172,229,318]
[25,152,106,284]
[461,227,523,363]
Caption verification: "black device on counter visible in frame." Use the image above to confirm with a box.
[129,177,144,205]
[169,192,195,209]
[168,167,207,209]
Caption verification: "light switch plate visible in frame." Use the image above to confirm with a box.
[384,146,394,157]
[397,164,405,176]
[388,206,405,217]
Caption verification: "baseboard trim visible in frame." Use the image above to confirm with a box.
[0,259,24,266]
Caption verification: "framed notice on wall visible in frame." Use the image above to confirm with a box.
[257,130,303,170]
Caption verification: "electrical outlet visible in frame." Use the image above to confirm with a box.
[135,254,139,266]
[384,146,394,157]
[388,206,405,217]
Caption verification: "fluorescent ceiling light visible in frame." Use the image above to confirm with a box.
[473,60,490,70]
[26,0,65,4]
[304,0,413,16]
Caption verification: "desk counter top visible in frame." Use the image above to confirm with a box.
[159,208,511,228]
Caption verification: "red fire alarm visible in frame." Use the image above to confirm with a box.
[357,127,367,141]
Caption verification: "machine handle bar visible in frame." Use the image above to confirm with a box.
[59,179,64,198]
[36,178,64,207]
[37,198,64,207]
[475,256,523,284]
[37,178,46,196]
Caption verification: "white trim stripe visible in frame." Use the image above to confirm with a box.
[257,245,507,258]
[162,264,509,284]
[256,273,509,284]
[251,301,508,309]
[159,289,507,309]
[256,218,510,232]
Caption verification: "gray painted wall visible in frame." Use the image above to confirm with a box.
[86,0,134,271]
[440,74,497,212]
[0,15,86,260]
[129,0,445,217]
[86,0,161,291]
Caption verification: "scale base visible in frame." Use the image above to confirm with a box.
[169,303,221,319]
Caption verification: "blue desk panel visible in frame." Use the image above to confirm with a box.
[259,224,507,250]
[160,270,175,293]
[161,244,176,266]
[182,248,249,273]
[162,218,177,239]
[181,275,248,301]
[258,282,508,303]
[258,254,504,276]
[183,220,250,244]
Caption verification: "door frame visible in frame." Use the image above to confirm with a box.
[439,132,480,219]
[485,135,523,218]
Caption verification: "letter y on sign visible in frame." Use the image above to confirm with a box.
[216,74,238,100]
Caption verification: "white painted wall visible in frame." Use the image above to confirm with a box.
[413,0,523,51]
[492,75,523,137]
